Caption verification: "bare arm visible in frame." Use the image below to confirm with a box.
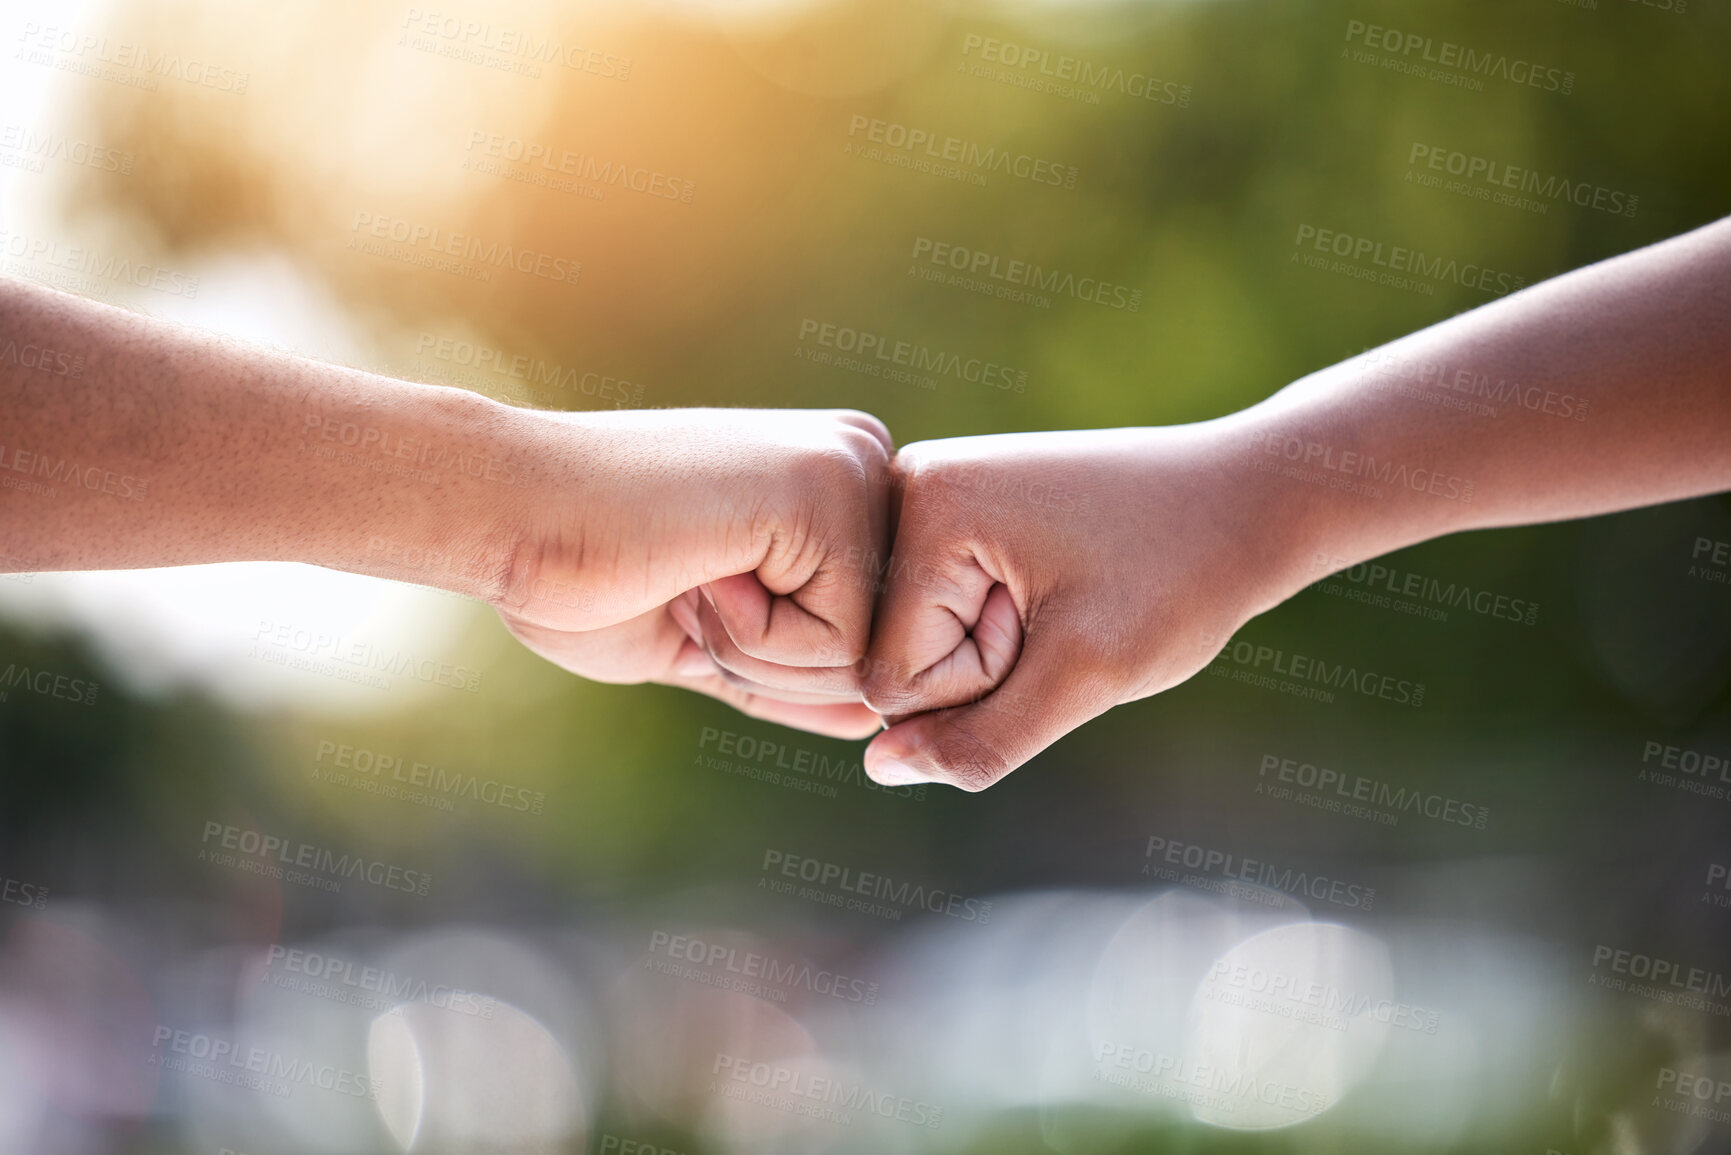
[857,217,1731,789]
[0,276,523,594]
[1245,214,1731,583]
[0,277,893,737]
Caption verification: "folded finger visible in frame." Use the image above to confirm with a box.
[694,588,865,699]
[859,531,1022,717]
[864,626,1112,791]
[671,669,885,740]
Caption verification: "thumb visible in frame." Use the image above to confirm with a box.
[862,628,1117,792]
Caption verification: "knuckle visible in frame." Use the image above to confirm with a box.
[831,407,882,426]
[832,627,871,666]
[897,456,972,520]
[833,407,891,440]
[892,438,939,464]
[839,432,891,480]
[794,445,872,496]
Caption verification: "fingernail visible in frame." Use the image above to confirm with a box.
[698,584,717,611]
[870,756,936,786]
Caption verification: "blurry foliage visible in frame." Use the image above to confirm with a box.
[3,0,1731,1149]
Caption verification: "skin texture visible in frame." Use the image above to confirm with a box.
[492,408,893,737]
[3,216,1730,786]
[0,277,890,737]
[842,216,1731,789]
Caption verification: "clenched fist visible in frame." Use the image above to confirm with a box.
[850,212,1731,786]
[857,423,1308,789]
[493,408,894,738]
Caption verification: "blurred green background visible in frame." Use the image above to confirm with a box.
[3,0,1731,1151]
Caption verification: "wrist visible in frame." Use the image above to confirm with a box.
[1143,414,1329,617]
[1208,393,1419,601]
[295,376,538,604]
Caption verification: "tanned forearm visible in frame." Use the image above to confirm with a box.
[0,276,897,738]
[0,276,529,599]
[859,216,1731,790]
[1228,215,1731,598]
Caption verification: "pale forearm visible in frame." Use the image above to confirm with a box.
[0,277,529,600]
[1225,216,1731,591]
